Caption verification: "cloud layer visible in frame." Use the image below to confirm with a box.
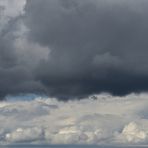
[1,0,148,98]
[0,93,148,145]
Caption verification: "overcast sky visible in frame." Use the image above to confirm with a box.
[1,0,148,99]
[2,1,148,146]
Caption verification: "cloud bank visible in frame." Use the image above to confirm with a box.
[1,0,148,99]
[0,93,148,145]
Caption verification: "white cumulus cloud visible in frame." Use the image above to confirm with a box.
[1,93,148,145]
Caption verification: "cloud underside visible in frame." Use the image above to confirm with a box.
[0,93,148,145]
[1,0,148,99]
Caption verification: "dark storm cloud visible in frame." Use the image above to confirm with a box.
[0,29,44,98]
[22,0,148,98]
[1,0,148,99]
[0,2,45,99]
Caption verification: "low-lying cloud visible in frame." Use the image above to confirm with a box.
[0,93,148,145]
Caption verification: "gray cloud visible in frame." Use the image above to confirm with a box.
[1,0,148,99]
[0,0,45,99]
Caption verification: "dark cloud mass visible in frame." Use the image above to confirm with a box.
[1,0,148,99]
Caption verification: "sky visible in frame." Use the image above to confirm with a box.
[1,0,148,99]
[1,0,148,146]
